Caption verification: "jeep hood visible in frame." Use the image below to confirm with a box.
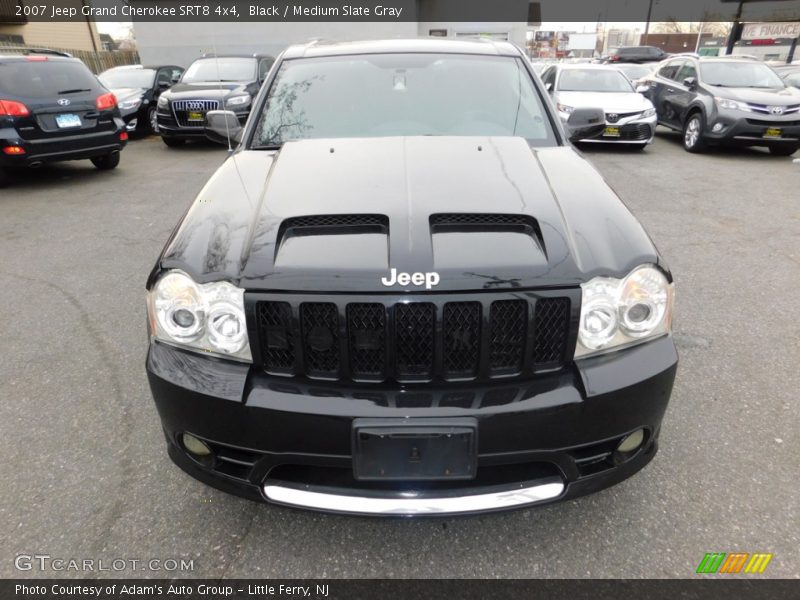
[152,136,661,292]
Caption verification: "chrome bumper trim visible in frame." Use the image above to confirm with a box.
[263,480,565,515]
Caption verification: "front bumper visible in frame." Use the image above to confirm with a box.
[146,334,678,516]
[705,109,800,146]
[156,107,248,140]
[561,113,657,144]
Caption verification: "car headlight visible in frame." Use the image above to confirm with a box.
[118,98,142,110]
[157,95,169,109]
[147,270,251,362]
[575,265,674,358]
[715,97,751,112]
[556,102,574,114]
[226,94,251,108]
[642,107,656,117]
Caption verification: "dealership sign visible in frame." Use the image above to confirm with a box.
[742,22,800,40]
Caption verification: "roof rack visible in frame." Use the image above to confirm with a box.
[0,47,72,57]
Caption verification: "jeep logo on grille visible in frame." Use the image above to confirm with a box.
[770,106,785,115]
[381,268,440,289]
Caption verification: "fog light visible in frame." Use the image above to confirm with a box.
[712,123,724,133]
[617,429,645,454]
[182,433,211,457]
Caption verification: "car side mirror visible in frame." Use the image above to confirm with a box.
[171,75,181,84]
[683,77,697,90]
[566,107,606,142]
[205,110,243,146]
[544,82,553,92]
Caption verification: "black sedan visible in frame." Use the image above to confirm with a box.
[98,64,184,136]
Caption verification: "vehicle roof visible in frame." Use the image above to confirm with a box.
[0,53,77,62]
[102,64,183,71]
[282,38,521,60]
[197,53,273,60]
[552,63,628,71]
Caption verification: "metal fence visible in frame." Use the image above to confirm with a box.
[0,42,140,73]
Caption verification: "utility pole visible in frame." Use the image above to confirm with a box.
[643,0,654,45]
[695,21,704,53]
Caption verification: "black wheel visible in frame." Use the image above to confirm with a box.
[91,151,120,170]
[768,145,798,156]
[148,107,159,134]
[162,136,185,147]
[682,112,707,153]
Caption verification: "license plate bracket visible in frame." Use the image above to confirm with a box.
[353,418,477,481]
[187,110,205,122]
[55,113,81,128]
[764,127,782,139]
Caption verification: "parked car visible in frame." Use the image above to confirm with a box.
[0,49,127,187]
[145,38,677,516]
[98,64,184,135]
[156,53,274,147]
[541,64,657,148]
[607,46,669,64]
[642,56,800,155]
[774,65,800,89]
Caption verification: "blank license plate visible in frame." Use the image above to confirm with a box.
[187,111,205,122]
[603,126,621,137]
[764,128,782,139]
[353,418,477,481]
[55,114,81,128]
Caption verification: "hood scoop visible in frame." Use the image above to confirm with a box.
[430,213,545,254]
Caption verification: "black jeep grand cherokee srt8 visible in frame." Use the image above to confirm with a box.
[146,39,678,516]
[155,53,274,147]
[0,50,127,187]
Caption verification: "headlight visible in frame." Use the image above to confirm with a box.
[157,95,169,109]
[715,97,751,112]
[147,270,252,362]
[575,265,674,358]
[226,94,251,108]
[118,98,142,110]
[556,102,574,114]
[642,107,656,117]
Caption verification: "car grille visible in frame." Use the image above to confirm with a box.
[744,103,800,116]
[254,294,573,383]
[618,123,652,141]
[605,111,641,123]
[171,99,220,127]
[745,118,800,127]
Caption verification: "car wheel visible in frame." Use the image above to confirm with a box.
[683,113,706,153]
[162,136,185,148]
[91,151,120,170]
[768,145,798,156]
[148,107,159,134]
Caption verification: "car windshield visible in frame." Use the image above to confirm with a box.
[558,69,634,92]
[616,65,651,80]
[182,58,256,83]
[700,62,785,88]
[0,60,103,98]
[252,53,555,147]
[99,68,156,89]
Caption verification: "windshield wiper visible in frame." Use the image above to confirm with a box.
[254,143,283,151]
[57,88,92,94]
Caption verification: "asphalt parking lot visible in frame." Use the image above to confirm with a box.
[1,131,798,579]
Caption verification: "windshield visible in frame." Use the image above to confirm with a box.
[182,58,256,83]
[99,68,156,89]
[615,65,651,80]
[253,53,555,147]
[0,61,103,98]
[558,69,634,92]
[700,62,785,88]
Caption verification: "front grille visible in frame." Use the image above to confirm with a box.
[745,103,800,116]
[745,118,800,127]
[255,294,573,383]
[605,111,640,123]
[171,99,220,127]
[617,123,652,141]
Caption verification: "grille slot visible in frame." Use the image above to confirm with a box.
[347,303,386,380]
[489,300,528,374]
[394,303,436,380]
[257,301,295,374]
[533,298,570,366]
[171,99,220,127]
[300,303,340,378]
[442,302,481,378]
[255,295,571,383]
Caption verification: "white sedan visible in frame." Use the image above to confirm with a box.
[540,64,657,149]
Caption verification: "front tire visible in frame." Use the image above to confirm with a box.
[91,151,120,170]
[683,113,707,153]
[148,107,159,134]
[162,136,185,148]
[768,145,798,156]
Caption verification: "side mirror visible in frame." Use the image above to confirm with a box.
[683,77,697,90]
[158,80,171,89]
[205,110,243,146]
[171,75,181,84]
[544,82,553,92]
[566,107,606,142]
[636,84,650,94]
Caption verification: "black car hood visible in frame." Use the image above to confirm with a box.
[166,81,248,99]
[152,137,661,292]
